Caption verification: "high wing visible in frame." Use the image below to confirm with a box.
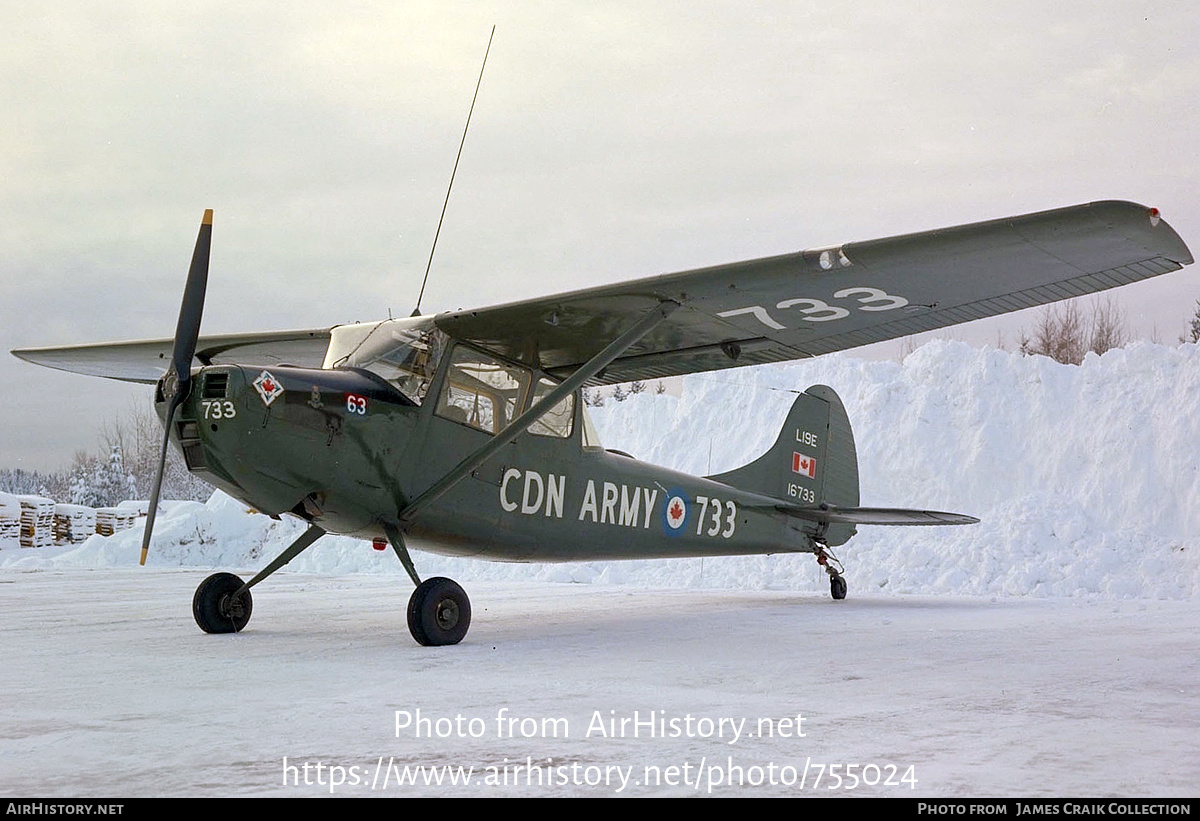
[11,201,1192,386]
[12,328,331,384]
[435,200,1193,384]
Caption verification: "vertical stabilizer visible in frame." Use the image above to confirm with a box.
[708,385,860,545]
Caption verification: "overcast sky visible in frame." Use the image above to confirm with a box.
[3,1,1199,471]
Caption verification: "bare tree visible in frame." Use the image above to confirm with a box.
[1020,296,1131,365]
[3,404,212,505]
[1087,295,1129,356]
[100,403,212,501]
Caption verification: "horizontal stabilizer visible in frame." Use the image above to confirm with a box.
[777,504,980,527]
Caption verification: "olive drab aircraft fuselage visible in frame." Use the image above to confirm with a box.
[12,201,1194,645]
[162,337,860,563]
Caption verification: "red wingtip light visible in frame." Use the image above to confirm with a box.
[373,537,388,551]
[1149,207,1161,227]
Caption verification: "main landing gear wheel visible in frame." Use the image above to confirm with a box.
[193,572,253,633]
[408,577,471,646]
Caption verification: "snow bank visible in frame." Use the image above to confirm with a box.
[5,341,1198,599]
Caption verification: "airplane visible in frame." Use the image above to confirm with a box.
[12,200,1193,645]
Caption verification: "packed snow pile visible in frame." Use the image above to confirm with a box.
[592,340,1200,599]
[3,340,1197,599]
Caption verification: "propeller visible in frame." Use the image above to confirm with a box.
[140,209,212,566]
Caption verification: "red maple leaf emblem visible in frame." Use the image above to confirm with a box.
[670,500,683,521]
[262,379,276,393]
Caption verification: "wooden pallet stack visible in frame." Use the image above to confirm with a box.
[18,495,55,548]
[0,492,20,549]
[54,504,97,544]
[95,507,137,536]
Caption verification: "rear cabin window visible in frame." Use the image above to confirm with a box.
[528,377,574,439]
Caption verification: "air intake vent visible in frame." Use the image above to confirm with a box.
[182,441,208,470]
[202,372,229,399]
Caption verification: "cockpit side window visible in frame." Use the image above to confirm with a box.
[435,346,532,435]
[528,377,574,439]
[580,400,603,448]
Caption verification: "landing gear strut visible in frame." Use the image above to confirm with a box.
[384,523,472,646]
[815,544,847,600]
[192,524,324,635]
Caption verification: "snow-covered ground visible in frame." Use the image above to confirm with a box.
[2,341,1198,796]
[1,571,1196,797]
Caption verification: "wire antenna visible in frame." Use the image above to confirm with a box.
[413,25,495,317]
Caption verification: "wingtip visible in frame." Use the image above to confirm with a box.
[202,209,213,225]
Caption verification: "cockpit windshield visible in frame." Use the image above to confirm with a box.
[324,317,447,405]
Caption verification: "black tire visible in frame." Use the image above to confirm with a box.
[407,577,471,646]
[193,572,253,633]
[830,574,847,601]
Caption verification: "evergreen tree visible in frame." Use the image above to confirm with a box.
[67,446,136,508]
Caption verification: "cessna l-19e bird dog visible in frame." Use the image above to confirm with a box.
[13,202,1193,645]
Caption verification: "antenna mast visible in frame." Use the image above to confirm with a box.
[413,25,495,316]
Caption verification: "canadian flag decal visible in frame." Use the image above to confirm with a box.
[792,451,817,478]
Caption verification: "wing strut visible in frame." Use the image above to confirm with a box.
[396,299,681,527]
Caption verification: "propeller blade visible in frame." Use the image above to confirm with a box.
[140,209,212,566]
[172,208,212,389]
[139,397,180,565]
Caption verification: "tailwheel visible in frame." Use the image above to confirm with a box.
[814,544,847,601]
[830,574,847,600]
[407,577,471,646]
[193,572,253,633]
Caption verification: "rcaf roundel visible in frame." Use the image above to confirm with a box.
[663,494,688,533]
